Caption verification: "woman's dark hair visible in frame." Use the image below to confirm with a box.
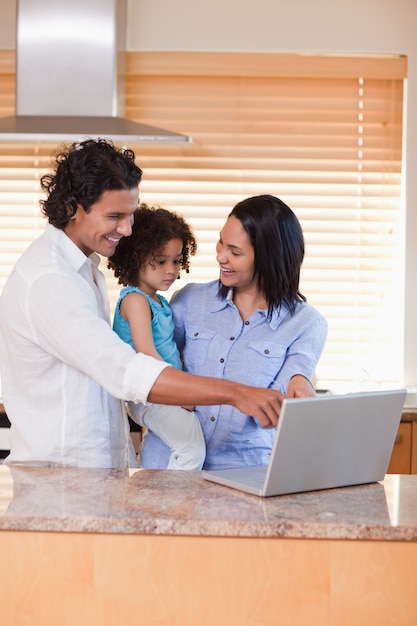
[219,194,306,317]
[107,204,197,286]
[39,138,143,229]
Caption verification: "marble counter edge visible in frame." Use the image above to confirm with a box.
[1,515,417,541]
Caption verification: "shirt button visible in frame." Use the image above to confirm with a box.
[244,320,250,325]
[194,332,199,337]
[230,336,235,341]
[210,416,216,422]
[220,358,224,363]
[264,349,269,354]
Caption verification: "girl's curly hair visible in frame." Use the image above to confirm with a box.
[107,204,197,286]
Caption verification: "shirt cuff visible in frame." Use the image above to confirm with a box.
[123,352,171,404]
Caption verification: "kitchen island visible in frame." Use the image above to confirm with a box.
[1,465,417,625]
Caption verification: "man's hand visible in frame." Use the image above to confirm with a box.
[146,367,284,428]
[233,385,284,428]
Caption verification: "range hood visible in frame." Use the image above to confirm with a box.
[0,0,191,143]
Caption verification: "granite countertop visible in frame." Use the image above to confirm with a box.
[1,465,417,541]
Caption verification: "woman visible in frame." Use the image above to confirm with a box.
[140,195,328,470]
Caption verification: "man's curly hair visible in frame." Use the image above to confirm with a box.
[108,204,197,286]
[39,138,142,229]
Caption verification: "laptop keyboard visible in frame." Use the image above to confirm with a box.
[245,465,267,486]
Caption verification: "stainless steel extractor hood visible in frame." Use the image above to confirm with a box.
[0,0,191,143]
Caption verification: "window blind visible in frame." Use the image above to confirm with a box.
[0,51,406,393]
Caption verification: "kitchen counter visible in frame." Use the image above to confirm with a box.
[0,465,417,541]
[1,466,417,626]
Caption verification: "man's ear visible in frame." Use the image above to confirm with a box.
[67,200,79,219]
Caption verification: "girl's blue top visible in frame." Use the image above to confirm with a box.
[113,285,182,370]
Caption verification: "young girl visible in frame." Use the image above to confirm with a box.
[108,204,205,469]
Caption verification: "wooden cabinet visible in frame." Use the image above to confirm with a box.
[387,422,412,473]
[387,415,417,474]
[2,530,417,626]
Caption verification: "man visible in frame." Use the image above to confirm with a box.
[0,138,284,468]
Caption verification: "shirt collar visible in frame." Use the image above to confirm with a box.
[45,222,100,273]
[211,285,232,313]
[211,283,292,329]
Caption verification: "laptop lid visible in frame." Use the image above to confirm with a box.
[202,389,407,497]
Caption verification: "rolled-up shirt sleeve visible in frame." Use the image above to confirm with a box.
[123,353,169,403]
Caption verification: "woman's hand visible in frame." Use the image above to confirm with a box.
[286,375,316,398]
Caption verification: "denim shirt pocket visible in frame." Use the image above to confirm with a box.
[246,340,287,385]
[183,328,217,368]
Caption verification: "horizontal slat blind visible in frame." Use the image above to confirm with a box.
[0,51,406,393]
[0,141,58,292]
[123,53,405,392]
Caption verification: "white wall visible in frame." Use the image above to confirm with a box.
[1,0,417,385]
[127,0,415,55]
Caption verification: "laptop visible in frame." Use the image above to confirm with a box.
[202,389,407,497]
